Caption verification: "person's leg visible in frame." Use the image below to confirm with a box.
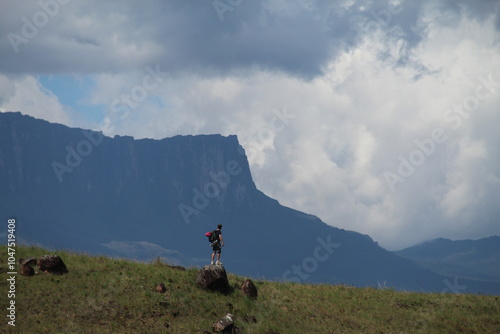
[216,248,222,264]
[211,251,215,264]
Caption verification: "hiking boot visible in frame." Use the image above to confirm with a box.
[216,261,222,266]
[210,261,214,265]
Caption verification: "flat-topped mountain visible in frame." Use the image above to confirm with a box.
[1,111,499,294]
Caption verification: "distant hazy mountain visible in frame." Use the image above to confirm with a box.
[395,236,500,282]
[1,112,499,295]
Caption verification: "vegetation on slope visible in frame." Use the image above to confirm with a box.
[1,246,499,333]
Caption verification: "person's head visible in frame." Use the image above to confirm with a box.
[217,224,222,230]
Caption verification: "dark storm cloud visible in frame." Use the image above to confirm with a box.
[1,0,498,78]
[0,0,333,77]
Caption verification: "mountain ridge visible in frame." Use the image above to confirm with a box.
[1,111,499,295]
[395,236,500,282]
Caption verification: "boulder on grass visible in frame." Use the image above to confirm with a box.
[19,257,37,276]
[213,313,234,332]
[196,265,230,293]
[241,278,258,299]
[37,255,68,275]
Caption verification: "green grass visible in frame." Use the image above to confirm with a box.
[1,246,499,333]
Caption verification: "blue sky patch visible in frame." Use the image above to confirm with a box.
[39,75,105,123]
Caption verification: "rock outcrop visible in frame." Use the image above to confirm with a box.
[196,265,230,293]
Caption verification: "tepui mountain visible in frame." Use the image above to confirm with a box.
[1,111,499,295]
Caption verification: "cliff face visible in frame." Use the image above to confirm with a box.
[2,112,498,294]
[2,111,256,221]
[1,112,259,260]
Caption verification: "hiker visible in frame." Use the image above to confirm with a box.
[210,224,224,265]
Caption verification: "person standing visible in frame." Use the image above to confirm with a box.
[210,224,224,265]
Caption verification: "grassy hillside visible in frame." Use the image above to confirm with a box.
[1,246,499,333]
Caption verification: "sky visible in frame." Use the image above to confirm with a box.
[1,0,499,251]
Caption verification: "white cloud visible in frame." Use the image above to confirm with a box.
[440,137,488,218]
[0,75,73,126]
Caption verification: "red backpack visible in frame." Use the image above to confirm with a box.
[205,230,218,243]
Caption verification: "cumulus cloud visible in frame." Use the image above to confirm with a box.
[0,74,73,125]
[1,0,499,250]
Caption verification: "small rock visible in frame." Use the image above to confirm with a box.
[241,278,258,299]
[213,313,234,332]
[19,257,37,276]
[37,255,68,275]
[156,282,167,293]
